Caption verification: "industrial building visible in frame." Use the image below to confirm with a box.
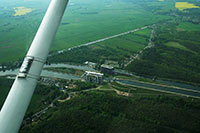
[84,61,97,68]
[100,64,114,75]
[83,71,104,84]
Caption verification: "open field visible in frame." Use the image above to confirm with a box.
[0,0,174,63]
[98,31,150,52]
[13,7,33,16]
[177,22,200,31]
[134,28,153,37]
[165,42,192,52]
[175,2,199,11]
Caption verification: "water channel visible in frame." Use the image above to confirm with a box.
[0,63,95,80]
[0,63,200,98]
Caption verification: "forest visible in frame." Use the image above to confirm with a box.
[48,44,130,67]
[20,91,200,133]
[1,75,200,133]
[0,77,13,108]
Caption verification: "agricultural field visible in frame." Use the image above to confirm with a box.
[13,7,33,16]
[0,0,174,63]
[177,22,200,31]
[164,42,193,52]
[134,28,152,37]
[97,31,150,53]
[175,2,199,11]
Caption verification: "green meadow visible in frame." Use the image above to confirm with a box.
[134,28,153,37]
[0,0,174,63]
[177,22,200,31]
[98,31,150,52]
[165,42,192,52]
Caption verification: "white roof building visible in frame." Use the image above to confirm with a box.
[84,71,104,84]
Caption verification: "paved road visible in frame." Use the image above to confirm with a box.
[50,26,150,56]
[117,79,200,98]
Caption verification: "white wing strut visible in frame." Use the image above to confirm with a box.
[0,0,69,132]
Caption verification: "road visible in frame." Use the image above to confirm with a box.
[124,25,155,67]
[50,26,150,56]
[116,79,200,99]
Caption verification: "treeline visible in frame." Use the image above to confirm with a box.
[0,77,13,109]
[21,84,62,119]
[0,76,99,123]
[20,91,200,133]
[0,61,22,71]
[74,81,97,91]
[47,45,130,65]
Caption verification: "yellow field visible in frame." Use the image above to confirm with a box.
[175,2,199,11]
[13,7,32,16]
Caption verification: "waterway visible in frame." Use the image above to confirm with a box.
[0,63,93,80]
[157,79,200,91]
[117,79,200,98]
[1,63,200,98]
[44,63,96,71]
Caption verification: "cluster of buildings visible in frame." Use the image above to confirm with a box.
[83,71,104,84]
[83,62,116,84]
[84,61,97,69]
[100,64,114,75]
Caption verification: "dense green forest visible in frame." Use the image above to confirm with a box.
[0,77,61,117]
[48,45,129,65]
[1,77,200,133]
[0,77,98,118]
[0,77,13,108]
[20,91,200,133]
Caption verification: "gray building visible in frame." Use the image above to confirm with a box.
[84,61,97,68]
[83,71,104,84]
[100,64,114,75]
